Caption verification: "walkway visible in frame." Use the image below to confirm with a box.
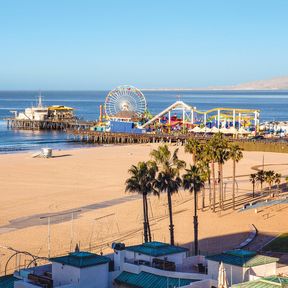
[0,194,140,234]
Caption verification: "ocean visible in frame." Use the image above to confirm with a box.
[1,90,288,154]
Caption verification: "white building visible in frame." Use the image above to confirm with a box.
[121,241,188,268]
[0,244,282,288]
[113,241,209,287]
[206,249,278,286]
[14,251,111,288]
[15,96,49,121]
[10,242,209,288]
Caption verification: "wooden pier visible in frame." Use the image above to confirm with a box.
[5,118,96,131]
[68,130,184,144]
[67,130,288,153]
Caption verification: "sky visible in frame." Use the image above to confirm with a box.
[0,0,288,90]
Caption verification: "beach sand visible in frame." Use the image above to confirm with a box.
[0,144,287,274]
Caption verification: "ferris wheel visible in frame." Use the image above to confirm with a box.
[104,85,147,118]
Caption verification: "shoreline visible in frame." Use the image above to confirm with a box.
[0,142,100,156]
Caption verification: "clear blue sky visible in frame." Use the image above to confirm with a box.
[0,0,287,90]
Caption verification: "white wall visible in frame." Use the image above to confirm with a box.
[80,264,109,288]
[53,263,81,287]
[249,262,277,279]
[52,262,109,288]
[113,250,125,271]
[207,260,277,286]
[207,260,244,285]
[181,279,218,288]
[207,260,219,281]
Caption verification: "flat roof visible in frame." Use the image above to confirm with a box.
[126,241,188,257]
[50,251,110,268]
[48,105,74,111]
[0,275,19,288]
[206,249,278,267]
[115,271,198,288]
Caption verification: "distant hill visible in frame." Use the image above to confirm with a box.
[228,76,288,90]
[143,76,288,91]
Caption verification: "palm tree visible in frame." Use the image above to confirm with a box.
[264,170,275,196]
[206,139,217,212]
[211,133,229,210]
[199,145,213,210]
[196,157,210,210]
[229,144,243,210]
[249,173,257,198]
[125,161,158,242]
[184,138,201,164]
[183,165,205,255]
[274,173,282,195]
[256,170,265,194]
[150,145,186,245]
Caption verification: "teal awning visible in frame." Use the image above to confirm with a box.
[115,271,198,288]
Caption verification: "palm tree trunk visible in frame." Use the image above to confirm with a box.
[277,183,280,196]
[252,182,255,198]
[167,191,175,245]
[218,163,222,210]
[208,171,212,209]
[212,161,216,212]
[208,180,212,209]
[143,195,148,243]
[193,186,198,255]
[232,159,236,210]
[221,163,224,209]
[201,186,205,211]
[145,197,152,242]
[269,183,272,196]
[260,181,263,193]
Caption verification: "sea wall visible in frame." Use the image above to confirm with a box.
[237,141,288,153]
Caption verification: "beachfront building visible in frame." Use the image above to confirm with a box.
[50,252,110,288]
[112,241,209,287]
[140,100,260,135]
[119,241,189,269]
[6,241,210,288]
[2,243,283,288]
[14,96,49,121]
[47,105,75,120]
[13,252,111,288]
[206,249,279,286]
[11,96,75,123]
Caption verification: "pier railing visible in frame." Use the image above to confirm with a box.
[67,130,288,152]
[5,118,96,131]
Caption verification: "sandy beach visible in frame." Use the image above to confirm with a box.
[0,144,288,274]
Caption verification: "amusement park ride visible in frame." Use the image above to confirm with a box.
[94,85,260,135]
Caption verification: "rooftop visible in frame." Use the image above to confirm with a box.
[126,241,188,257]
[0,275,19,288]
[232,276,288,288]
[48,105,74,111]
[206,250,278,268]
[50,251,110,268]
[115,271,198,288]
